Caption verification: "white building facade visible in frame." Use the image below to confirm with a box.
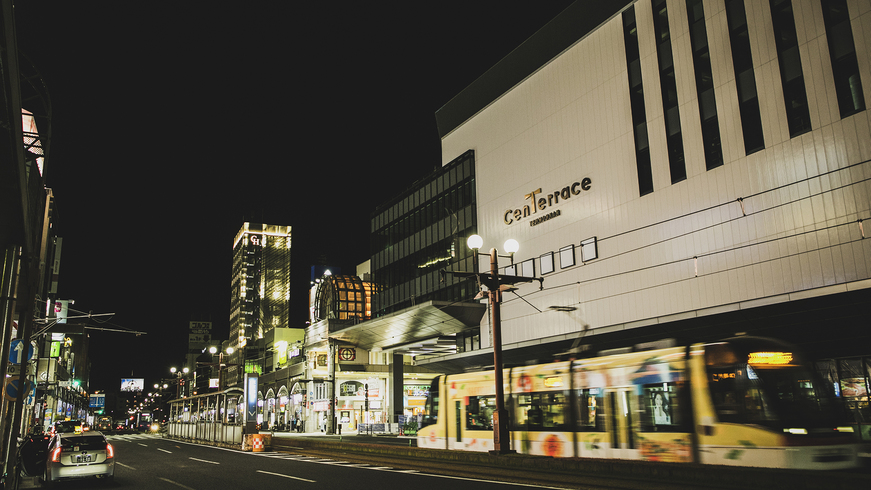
[427,0,871,434]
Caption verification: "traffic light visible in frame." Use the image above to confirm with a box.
[71,380,80,388]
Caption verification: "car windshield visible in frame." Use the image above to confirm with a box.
[60,435,106,450]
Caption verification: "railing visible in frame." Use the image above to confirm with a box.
[165,388,244,446]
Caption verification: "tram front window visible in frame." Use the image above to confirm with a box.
[421,376,440,428]
[706,339,844,429]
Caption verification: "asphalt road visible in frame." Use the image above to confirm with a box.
[19,433,569,490]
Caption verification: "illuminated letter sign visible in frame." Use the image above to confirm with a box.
[504,178,592,225]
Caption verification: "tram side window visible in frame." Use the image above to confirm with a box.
[466,395,495,431]
[639,383,681,431]
[576,388,605,431]
[512,392,568,431]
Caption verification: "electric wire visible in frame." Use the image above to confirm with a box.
[395,162,871,347]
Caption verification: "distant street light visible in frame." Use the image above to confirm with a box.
[169,367,189,398]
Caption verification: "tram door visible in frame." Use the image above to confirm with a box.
[607,388,637,459]
[455,401,463,444]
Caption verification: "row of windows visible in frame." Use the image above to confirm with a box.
[372,181,476,253]
[371,150,475,232]
[624,0,865,197]
[371,150,479,316]
[463,383,683,433]
[373,279,478,316]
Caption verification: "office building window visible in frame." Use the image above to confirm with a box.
[652,0,686,184]
[687,0,723,170]
[623,7,654,196]
[770,0,811,136]
[725,0,764,154]
[821,0,865,118]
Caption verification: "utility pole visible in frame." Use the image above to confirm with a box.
[444,235,542,455]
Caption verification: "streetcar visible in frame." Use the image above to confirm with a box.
[95,416,113,432]
[134,412,153,432]
[417,336,859,469]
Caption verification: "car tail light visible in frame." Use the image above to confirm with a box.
[50,447,62,462]
[106,443,114,459]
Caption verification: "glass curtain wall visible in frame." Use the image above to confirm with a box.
[370,150,478,316]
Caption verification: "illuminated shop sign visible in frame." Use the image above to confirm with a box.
[338,347,356,361]
[747,352,793,365]
[503,178,592,226]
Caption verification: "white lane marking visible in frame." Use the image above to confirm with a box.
[158,477,197,490]
[158,448,172,454]
[116,462,136,470]
[256,470,316,483]
[189,457,220,465]
[138,443,148,447]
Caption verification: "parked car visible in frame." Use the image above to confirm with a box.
[42,431,114,486]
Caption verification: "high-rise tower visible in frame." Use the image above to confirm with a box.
[227,223,292,387]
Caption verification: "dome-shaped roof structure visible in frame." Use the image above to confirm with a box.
[311,275,376,323]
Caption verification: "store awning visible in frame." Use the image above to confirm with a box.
[328,300,485,353]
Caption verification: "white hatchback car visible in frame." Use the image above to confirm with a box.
[43,430,114,486]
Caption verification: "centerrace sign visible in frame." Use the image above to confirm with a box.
[504,177,592,226]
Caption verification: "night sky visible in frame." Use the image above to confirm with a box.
[13,1,575,392]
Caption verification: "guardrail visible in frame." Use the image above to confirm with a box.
[165,388,244,447]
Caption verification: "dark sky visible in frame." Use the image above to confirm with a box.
[13,1,574,392]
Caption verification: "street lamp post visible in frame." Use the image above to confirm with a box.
[169,367,189,398]
[461,234,538,455]
[207,346,235,391]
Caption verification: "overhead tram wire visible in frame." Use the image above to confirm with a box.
[597,157,871,245]
[30,299,147,337]
[527,170,871,286]
[498,215,870,322]
[402,171,871,343]
[321,159,871,352]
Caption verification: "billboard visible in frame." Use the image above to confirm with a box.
[54,300,71,324]
[189,321,212,334]
[120,378,144,392]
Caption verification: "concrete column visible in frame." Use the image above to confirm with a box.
[390,353,403,425]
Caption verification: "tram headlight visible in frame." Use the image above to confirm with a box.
[784,428,807,435]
